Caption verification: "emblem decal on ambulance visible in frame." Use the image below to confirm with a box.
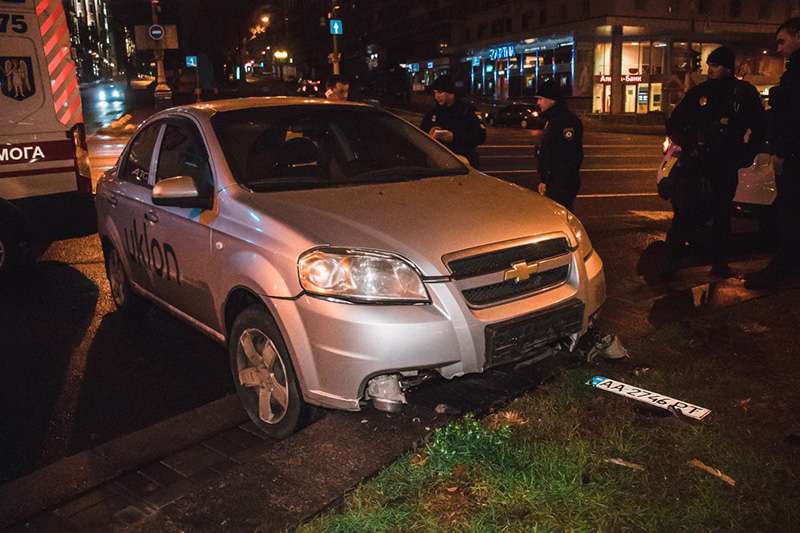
[1,57,35,101]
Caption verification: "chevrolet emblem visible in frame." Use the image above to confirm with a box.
[503,261,539,283]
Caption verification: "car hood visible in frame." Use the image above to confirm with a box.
[239,172,573,276]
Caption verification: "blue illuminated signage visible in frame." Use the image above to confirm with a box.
[488,45,516,61]
[330,19,343,35]
[185,55,198,67]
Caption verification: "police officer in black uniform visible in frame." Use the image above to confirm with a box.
[534,79,583,212]
[747,18,800,288]
[420,75,486,167]
[664,46,765,278]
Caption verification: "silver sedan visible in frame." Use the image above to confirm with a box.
[96,98,605,438]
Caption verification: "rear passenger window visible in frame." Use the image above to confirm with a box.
[120,124,161,186]
[156,120,213,190]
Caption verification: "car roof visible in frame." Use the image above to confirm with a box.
[158,97,372,120]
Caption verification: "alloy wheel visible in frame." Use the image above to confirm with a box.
[236,328,290,424]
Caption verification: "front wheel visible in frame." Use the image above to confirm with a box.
[229,305,308,439]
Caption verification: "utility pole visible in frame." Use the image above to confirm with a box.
[330,0,340,75]
[151,0,172,106]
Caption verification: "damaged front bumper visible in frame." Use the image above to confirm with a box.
[269,247,606,411]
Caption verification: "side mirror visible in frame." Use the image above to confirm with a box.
[152,175,211,209]
[455,154,471,168]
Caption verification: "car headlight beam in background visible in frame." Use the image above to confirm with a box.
[298,248,430,303]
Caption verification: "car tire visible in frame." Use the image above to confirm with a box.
[0,224,20,281]
[105,245,148,315]
[229,304,308,439]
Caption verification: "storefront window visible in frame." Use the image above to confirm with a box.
[594,43,611,75]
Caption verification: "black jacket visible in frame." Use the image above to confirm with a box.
[537,101,583,193]
[420,99,486,166]
[771,49,800,160]
[667,76,765,167]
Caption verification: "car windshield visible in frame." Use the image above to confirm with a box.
[211,105,468,191]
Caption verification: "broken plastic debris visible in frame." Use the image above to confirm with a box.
[586,334,630,362]
[434,403,460,415]
[604,458,645,471]
[361,419,368,424]
[412,417,421,423]
[688,459,736,486]
[740,321,769,335]
[692,283,711,307]
[588,376,711,421]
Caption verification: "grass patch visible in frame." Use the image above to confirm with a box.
[299,327,800,533]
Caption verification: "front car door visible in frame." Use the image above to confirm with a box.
[103,122,164,294]
[145,116,218,330]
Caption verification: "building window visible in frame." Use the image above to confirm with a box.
[698,0,712,16]
[465,27,472,42]
[635,0,648,10]
[757,1,771,19]
[505,17,512,33]
[477,22,487,39]
[729,0,741,17]
[560,4,567,20]
[582,0,591,16]
[668,0,681,15]
[594,43,611,75]
[522,11,534,30]
[540,7,548,25]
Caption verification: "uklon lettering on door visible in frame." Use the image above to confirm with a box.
[124,218,181,284]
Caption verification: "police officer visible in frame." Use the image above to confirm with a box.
[420,75,486,167]
[664,46,765,278]
[534,79,583,212]
[747,18,800,288]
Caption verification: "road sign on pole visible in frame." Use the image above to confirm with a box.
[148,24,165,40]
[185,55,198,67]
[329,19,343,35]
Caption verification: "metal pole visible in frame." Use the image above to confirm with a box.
[332,34,340,75]
[151,0,171,105]
[331,0,340,75]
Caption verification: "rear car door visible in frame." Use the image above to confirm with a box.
[145,116,217,329]
[102,122,164,293]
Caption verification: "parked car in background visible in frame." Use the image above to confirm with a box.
[487,102,546,129]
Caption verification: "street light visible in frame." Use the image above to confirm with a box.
[273,50,288,60]
[261,15,270,23]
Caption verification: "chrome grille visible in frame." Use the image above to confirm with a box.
[462,265,569,306]
[445,236,572,307]
[447,237,570,280]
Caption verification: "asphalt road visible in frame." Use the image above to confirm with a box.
[0,119,766,487]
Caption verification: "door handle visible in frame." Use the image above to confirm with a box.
[107,194,118,206]
[144,211,159,223]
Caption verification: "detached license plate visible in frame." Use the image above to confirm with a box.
[589,376,711,421]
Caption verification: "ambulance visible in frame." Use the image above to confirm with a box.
[0,0,94,279]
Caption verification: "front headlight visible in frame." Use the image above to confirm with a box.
[555,207,593,259]
[298,248,430,303]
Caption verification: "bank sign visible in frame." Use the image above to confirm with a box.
[488,45,516,61]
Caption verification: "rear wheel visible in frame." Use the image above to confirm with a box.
[105,245,148,314]
[229,305,308,439]
[0,225,21,281]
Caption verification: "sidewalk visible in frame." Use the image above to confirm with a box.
[2,252,794,532]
